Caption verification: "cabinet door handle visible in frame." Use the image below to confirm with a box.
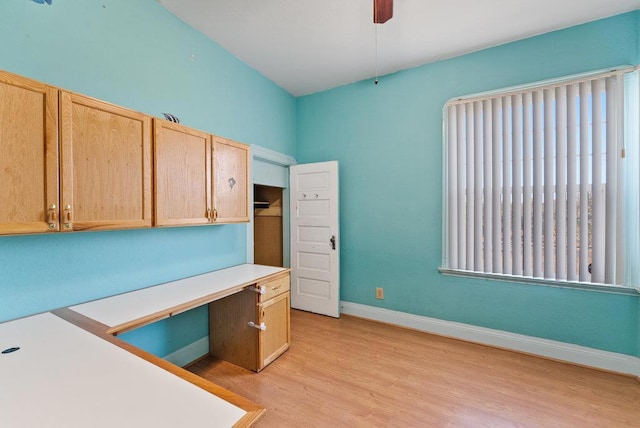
[47,204,57,229]
[213,208,218,221]
[248,321,266,331]
[249,285,266,294]
[63,205,72,229]
[206,208,212,222]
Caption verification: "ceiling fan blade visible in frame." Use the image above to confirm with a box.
[373,0,393,24]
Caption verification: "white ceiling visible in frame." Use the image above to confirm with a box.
[158,0,640,96]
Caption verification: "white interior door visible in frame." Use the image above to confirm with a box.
[289,161,340,318]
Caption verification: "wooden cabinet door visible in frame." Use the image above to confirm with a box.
[258,291,290,371]
[0,71,59,235]
[209,289,259,372]
[154,120,211,226]
[212,137,249,223]
[59,92,152,231]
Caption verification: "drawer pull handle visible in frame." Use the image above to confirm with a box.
[249,285,266,294]
[272,285,282,291]
[248,321,266,331]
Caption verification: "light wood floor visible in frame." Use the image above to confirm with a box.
[189,310,640,427]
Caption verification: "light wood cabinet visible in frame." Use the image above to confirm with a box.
[154,120,212,226]
[60,92,152,231]
[0,68,250,235]
[212,136,250,223]
[209,272,290,372]
[258,291,290,369]
[0,71,59,235]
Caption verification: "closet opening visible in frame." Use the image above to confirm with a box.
[253,184,284,267]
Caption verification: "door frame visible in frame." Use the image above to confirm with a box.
[247,145,296,267]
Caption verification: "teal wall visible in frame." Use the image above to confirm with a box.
[0,0,296,357]
[1,1,638,359]
[297,12,640,356]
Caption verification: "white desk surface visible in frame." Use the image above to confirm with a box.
[0,313,246,428]
[71,263,288,332]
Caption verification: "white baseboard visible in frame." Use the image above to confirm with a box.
[163,336,209,367]
[340,301,640,377]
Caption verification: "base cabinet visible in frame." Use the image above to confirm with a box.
[209,273,290,372]
[259,291,290,370]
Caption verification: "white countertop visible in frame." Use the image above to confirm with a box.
[71,263,288,333]
[0,312,246,428]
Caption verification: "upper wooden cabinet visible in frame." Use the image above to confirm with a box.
[154,120,212,226]
[59,92,153,232]
[0,71,59,235]
[0,69,250,235]
[212,136,249,223]
[153,130,250,227]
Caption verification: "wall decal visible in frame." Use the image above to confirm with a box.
[32,0,52,5]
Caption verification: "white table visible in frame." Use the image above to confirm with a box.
[1,264,291,427]
[71,263,288,334]
[0,313,246,428]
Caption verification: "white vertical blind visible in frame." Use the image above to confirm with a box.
[543,89,555,279]
[444,71,626,286]
[492,98,502,273]
[502,97,512,275]
[522,93,533,277]
[532,91,544,278]
[456,106,466,269]
[578,82,590,282]
[623,71,640,288]
[466,103,475,270]
[604,77,618,284]
[474,101,484,272]
[566,84,578,282]
[512,94,523,276]
[592,79,604,283]
[483,99,493,273]
[555,86,567,280]
[447,105,458,269]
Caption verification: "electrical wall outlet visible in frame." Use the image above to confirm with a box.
[375,287,384,299]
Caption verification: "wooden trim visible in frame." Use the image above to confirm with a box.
[52,308,265,426]
[250,144,296,167]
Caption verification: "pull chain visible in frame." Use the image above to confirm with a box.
[374,24,379,85]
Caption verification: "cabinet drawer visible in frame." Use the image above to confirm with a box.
[258,273,290,302]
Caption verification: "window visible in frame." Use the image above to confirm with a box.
[441,69,639,291]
